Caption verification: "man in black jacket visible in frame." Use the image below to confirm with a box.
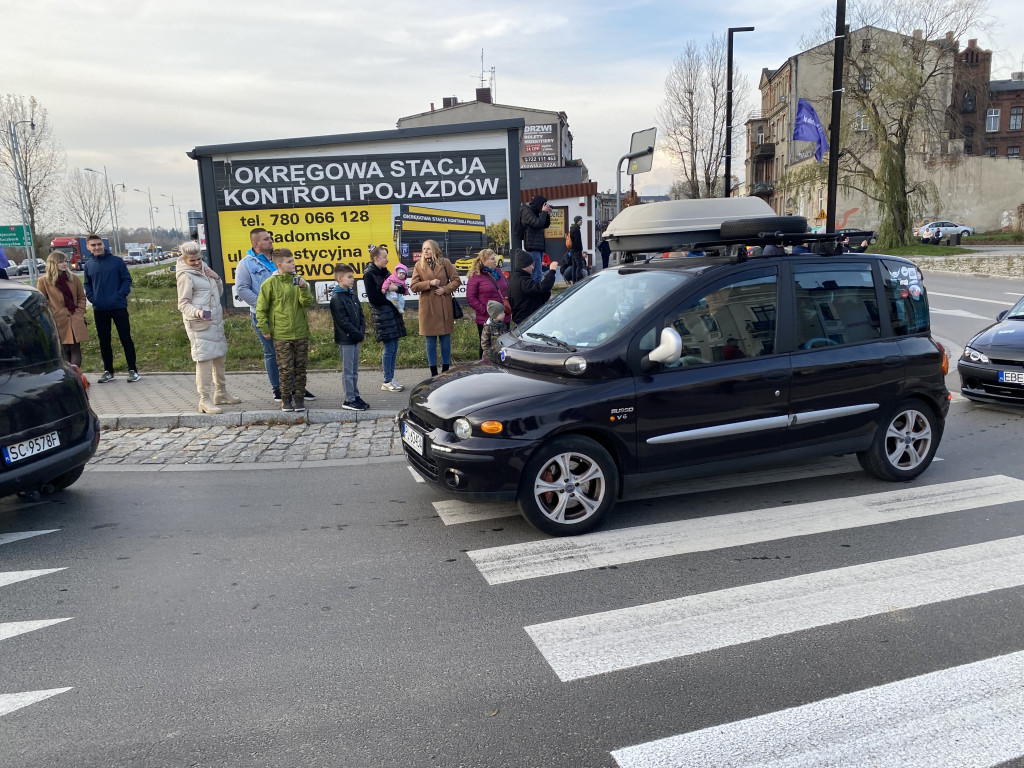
[517,195,551,282]
[509,249,558,325]
[568,215,584,283]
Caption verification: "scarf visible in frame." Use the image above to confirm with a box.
[483,266,502,281]
[55,272,77,313]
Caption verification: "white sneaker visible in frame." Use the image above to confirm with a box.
[381,380,404,392]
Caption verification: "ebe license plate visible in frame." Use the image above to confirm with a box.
[3,430,60,464]
[999,371,1024,384]
[402,422,424,455]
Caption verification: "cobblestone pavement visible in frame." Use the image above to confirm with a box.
[90,418,403,467]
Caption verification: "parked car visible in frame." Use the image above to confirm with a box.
[919,221,974,241]
[399,198,951,535]
[0,281,100,500]
[836,228,877,244]
[957,295,1024,405]
[454,254,504,273]
[18,257,46,275]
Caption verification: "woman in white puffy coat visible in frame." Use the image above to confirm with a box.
[176,241,242,414]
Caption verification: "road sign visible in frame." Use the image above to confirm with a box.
[627,128,657,175]
[0,225,32,247]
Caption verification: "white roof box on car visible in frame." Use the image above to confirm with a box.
[604,197,779,254]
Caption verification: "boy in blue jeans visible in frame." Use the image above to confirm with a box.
[329,263,369,411]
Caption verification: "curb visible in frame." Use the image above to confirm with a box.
[97,408,401,430]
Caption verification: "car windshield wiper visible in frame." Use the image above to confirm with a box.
[525,332,575,352]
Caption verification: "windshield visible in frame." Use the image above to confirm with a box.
[1007,296,1024,320]
[514,269,692,349]
[0,290,62,371]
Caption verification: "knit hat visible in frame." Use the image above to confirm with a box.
[487,300,504,321]
[394,264,408,276]
[514,249,534,270]
[574,215,583,223]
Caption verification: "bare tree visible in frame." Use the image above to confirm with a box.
[61,168,111,235]
[658,35,750,199]
[0,94,65,254]
[791,0,989,246]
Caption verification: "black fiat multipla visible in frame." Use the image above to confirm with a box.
[399,198,951,536]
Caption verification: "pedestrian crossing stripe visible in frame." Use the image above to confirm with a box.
[0,530,59,547]
[526,533,1024,681]
[0,568,66,589]
[611,649,1024,768]
[469,475,1024,585]
[0,688,73,719]
[0,619,73,643]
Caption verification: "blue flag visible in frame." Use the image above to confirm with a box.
[793,98,829,163]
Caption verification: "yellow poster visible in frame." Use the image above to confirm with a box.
[546,206,567,240]
[218,204,395,284]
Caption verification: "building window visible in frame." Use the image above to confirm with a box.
[964,140,974,154]
[987,109,1001,132]
[861,38,871,53]
[858,68,873,92]
[962,90,977,113]
[985,147,997,156]
[1009,147,1021,157]
[1011,107,1023,131]
[854,109,868,131]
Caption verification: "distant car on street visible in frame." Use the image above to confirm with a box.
[836,228,877,244]
[18,258,46,275]
[454,254,504,273]
[958,295,1024,406]
[920,221,974,241]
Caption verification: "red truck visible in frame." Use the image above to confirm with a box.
[50,236,109,270]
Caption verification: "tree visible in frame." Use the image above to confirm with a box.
[658,36,750,199]
[486,218,510,255]
[792,0,987,246]
[0,95,65,255]
[61,168,111,235]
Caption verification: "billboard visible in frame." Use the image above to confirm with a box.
[190,121,521,306]
[521,123,558,168]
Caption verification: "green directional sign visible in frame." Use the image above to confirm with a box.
[0,225,32,248]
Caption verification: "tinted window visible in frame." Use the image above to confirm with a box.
[0,291,62,371]
[793,264,881,349]
[645,270,778,368]
[881,259,930,335]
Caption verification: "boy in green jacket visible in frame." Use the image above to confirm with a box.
[256,248,315,412]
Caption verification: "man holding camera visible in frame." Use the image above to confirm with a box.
[517,195,552,282]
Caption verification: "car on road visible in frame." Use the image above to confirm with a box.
[399,198,952,535]
[18,257,46,275]
[958,295,1024,405]
[919,221,974,241]
[0,281,100,500]
[454,254,504,273]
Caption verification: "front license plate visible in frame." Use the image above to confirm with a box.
[999,371,1024,384]
[402,422,424,455]
[3,430,61,465]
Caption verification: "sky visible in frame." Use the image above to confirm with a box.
[5,0,1022,232]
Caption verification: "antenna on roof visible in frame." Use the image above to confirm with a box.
[478,49,497,101]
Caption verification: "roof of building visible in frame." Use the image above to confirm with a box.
[990,77,1024,93]
[520,182,597,203]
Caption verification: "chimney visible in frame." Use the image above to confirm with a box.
[430,103,435,111]
[476,87,492,104]
[442,96,459,108]
[913,29,923,39]
[1012,72,1024,81]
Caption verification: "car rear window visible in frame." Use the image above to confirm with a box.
[0,290,62,372]
[881,259,930,335]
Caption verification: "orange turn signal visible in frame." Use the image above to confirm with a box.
[481,421,503,434]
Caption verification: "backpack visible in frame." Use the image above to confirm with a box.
[565,231,573,249]
[513,206,526,244]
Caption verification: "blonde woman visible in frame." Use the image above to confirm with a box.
[36,250,89,366]
[465,249,509,357]
[410,239,461,376]
[176,242,241,413]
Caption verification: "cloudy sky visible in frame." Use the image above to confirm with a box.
[5,0,1021,231]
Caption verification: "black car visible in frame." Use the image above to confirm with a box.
[958,295,1024,405]
[399,199,951,535]
[0,281,100,499]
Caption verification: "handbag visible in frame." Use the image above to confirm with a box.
[443,262,464,320]
[482,270,512,316]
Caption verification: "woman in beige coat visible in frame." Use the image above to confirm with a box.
[36,250,89,366]
[176,241,241,414]
[410,239,461,376]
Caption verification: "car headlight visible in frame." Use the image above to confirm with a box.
[453,417,472,440]
[963,346,990,364]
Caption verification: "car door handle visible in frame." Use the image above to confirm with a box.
[762,370,792,382]
[882,355,903,368]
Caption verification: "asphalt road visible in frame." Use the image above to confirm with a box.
[4,388,1024,766]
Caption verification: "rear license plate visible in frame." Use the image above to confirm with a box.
[999,371,1024,384]
[402,422,424,455]
[3,431,61,464]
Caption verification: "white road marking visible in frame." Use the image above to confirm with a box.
[929,291,1015,306]
[528,535,1024,681]
[611,649,1024,768]
[469,475,1024,585]
[407,466,425,483]
[0,530,59,547]
[0,688,72,719]
[0,569,66,589]
[929,307,991,320]
[0,618,73,643]
[434,499,520,526]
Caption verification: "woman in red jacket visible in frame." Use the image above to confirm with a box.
[465,249,509,357]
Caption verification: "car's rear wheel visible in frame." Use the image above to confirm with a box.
[720,215,808,239]
[518,436,618,536]
[857,400,941,481]
[49,465,85,492]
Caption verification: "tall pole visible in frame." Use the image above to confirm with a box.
[725,26,755,198]
[161,193,179,233]
[826,0,847,233]
[134,187,156,251]
[8,119,38,281]
[111,183,125,255]
[85,166,119,255]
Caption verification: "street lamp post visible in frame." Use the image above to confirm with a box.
[160,193,179,234]
[133,187,156,253]
[111,183,126,255]
[84,166,120,256]
[724,26,755,198]
[7,118,39,281]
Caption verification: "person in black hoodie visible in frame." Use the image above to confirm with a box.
[509,249,558,325]
[362,245,407,392]
[330,262,368,410]
[517,195,552,282]
[82,234,139,383]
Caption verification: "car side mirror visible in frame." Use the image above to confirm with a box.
[997,310,1008,321]
[641,327,683,372]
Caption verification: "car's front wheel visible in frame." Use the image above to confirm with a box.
[857,400,941,481]
[518,435,618,536]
